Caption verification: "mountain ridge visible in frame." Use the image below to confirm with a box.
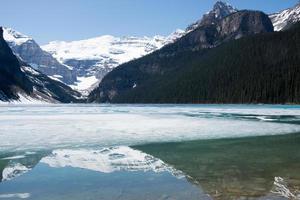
[270,2,300,31]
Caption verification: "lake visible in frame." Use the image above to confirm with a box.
[0,104,299,199]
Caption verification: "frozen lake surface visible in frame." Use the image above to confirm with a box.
[0,104,300,151]
[0,104,299,199]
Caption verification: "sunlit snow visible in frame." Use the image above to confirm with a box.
[70,76,99,94]
[42,30,185,64]
[2,27,32,46]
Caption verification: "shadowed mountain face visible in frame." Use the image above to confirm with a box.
[3,28,77,85]
[0,28,33,101]
[0,27,82,103]
[173,10,273,52]
[88,10,274,103]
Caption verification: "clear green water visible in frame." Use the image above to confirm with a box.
[135,133,300,200]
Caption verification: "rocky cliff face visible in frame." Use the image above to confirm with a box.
[218,11,274,40]
[88,9,274,103]
[0,27,82,103]
[3,28,77,85]
[165,11,273,52]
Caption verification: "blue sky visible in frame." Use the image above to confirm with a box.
[0,0,298,44]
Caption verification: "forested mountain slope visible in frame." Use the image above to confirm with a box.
[110,23,300,104]
[88,10,277,103]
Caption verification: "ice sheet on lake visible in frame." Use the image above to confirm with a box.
[0,105,300,151]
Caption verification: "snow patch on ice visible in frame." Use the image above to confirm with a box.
[0,193,30,199]
[2,163,30,181]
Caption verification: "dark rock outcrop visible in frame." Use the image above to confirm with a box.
[217,11,274,39]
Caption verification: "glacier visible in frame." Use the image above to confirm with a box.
[41,30,185,93]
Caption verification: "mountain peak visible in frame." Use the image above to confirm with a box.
[186,1,238,31]
[213,1,233,10]
[2,27,32,45]
[209,1,237,21]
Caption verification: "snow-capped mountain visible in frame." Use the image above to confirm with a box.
[186,1,238,31]
[3,27,77,84]
[4,0,298,97]
[0,27,82,103]
[270,2,300,31]
[42,29,185,93]
[2,26,185,95]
